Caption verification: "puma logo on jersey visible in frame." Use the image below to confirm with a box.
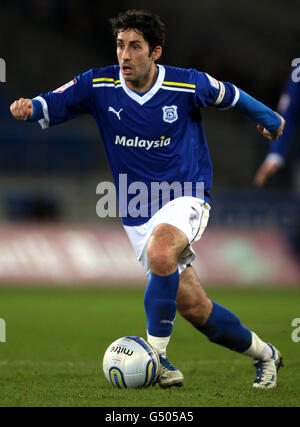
[108,106,123,120]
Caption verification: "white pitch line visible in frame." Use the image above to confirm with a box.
[0,359,249,367]
[0,360,100,367]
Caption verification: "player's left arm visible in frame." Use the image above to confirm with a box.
[233,89,285,141]
[194,71,285,141]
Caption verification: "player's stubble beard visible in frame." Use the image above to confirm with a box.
[122,60,158,93]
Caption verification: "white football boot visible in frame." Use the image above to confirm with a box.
[158,355,184,388]
[253,344,283,389]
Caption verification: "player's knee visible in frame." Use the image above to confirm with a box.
[147,245,176,276]
[147,224,187,276]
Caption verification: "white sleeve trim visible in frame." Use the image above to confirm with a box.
[265,153,285,167]
[213,81,226,106]
[33,96,50,129]
[219,85,240,110]
[231,85,240,107]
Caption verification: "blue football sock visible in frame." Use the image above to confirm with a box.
[144,270,179,338]
[197,301,252,353]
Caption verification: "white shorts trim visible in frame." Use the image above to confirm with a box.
[123,196,210,277]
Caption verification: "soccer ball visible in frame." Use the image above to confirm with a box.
[102,336,160,388]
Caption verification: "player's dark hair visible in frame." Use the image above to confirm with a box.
[110,9,166,54]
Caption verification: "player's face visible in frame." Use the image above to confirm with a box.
[116,29,161,91]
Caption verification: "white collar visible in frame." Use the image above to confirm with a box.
[119,64,165,105]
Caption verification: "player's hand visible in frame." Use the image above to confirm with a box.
[9,98,33,120]
[254,157,281,187]
[256,112,285,141]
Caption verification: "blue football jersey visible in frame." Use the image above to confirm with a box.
[269,63,300,159]
[34,64,238,225]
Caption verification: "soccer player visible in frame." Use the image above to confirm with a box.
[10,10,285,389]
[254,61,300,186]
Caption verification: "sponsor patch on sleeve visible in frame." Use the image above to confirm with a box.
[205,73,219,89]
[53,79,77,93]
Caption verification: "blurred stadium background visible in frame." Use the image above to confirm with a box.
[0,0,299,287]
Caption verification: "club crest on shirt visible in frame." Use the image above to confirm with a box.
[162,105,178,123]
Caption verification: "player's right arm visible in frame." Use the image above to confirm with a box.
[10,98,33,120]
[10,70,93,128]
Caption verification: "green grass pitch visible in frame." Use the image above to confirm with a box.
[0,286,299,407]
